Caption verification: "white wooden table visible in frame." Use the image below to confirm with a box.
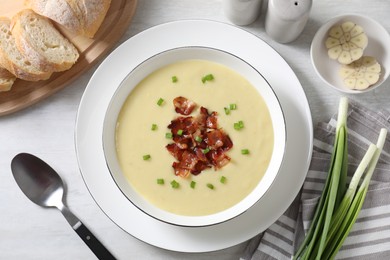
[1,0,389,259]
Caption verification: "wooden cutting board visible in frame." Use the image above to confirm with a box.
[0,0,137,116]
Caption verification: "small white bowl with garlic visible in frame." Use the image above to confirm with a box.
[311,14,390,94]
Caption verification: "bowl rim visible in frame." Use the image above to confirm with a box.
[102,46,287,227]
[310,13,390,94]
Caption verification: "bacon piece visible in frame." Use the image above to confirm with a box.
[206,111,218,129]
[195,107,209,130]
[173,96,197,115]
[168,116,197,135]
[194,147,208,162]
[221,132,233,151]
[205,130,224,149]
[192,161,211,175]
[205,129,233,151]
[196,107,218,129]
[166,143,184,161]
[172,162,191,178]
[208,149,231,169]
[190,129,202,147]
[172,151,199,178]
[173,135,192,150]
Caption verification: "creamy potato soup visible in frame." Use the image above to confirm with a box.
[116,59,274,216]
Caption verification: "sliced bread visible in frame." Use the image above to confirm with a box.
[0,17,51,81]
[0,66,16,92]
[26,0,111,38]
[11,9,79,72]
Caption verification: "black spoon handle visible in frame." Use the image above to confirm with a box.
[61,205,116,260]
[74,222,116,260]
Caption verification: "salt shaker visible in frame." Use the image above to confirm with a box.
[265,0,312,43]
[222,0,263,26]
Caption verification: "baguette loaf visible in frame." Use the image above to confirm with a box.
[0,66,16,91]
[66,0,111,38]
[0,17,51,81]
[11,9,79,72]
[25,0,81,35]
[26,0,111,38]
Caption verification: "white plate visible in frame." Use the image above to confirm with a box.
[311,14,390,94]
[75,20,313,253]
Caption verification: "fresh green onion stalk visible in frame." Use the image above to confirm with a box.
[322,128,387,259]
[294,97,349,260]
[294,97,387,260]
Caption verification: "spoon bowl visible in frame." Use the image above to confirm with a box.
[11,153,64,208]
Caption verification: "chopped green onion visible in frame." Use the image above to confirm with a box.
[151,124,158,131]
[165,132,173,139]
[143,154,151,160]
[201,74,214,83]
[202,147,210,154]
[172,76,178,83]
[195,136,203,142]
[220,176,227,184]
[224,107,230,115]
[157,178,164,185]
[177,129,183,136]
[241,149,250,155]
[229,104,237,110]
[170,180,180,189]
[206,183,214,190]
[190,181,196,189]
[234,120,244,130]
[157,98,164,106]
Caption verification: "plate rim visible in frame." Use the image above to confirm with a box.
[75,19,313,253]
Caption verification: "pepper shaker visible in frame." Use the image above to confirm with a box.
[222,0,263,26]
[265,0,312,43]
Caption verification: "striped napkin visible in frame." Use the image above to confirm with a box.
[241,99,390,260]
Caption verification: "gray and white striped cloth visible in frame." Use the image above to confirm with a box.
[241,100,390,260]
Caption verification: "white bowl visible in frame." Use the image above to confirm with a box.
[311,14,390,94]
[102,46,286,227]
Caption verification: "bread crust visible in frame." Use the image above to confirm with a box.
[67,0,112,38]
[25,0,82,34]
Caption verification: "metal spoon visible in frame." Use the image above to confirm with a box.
[11,153,116,260]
